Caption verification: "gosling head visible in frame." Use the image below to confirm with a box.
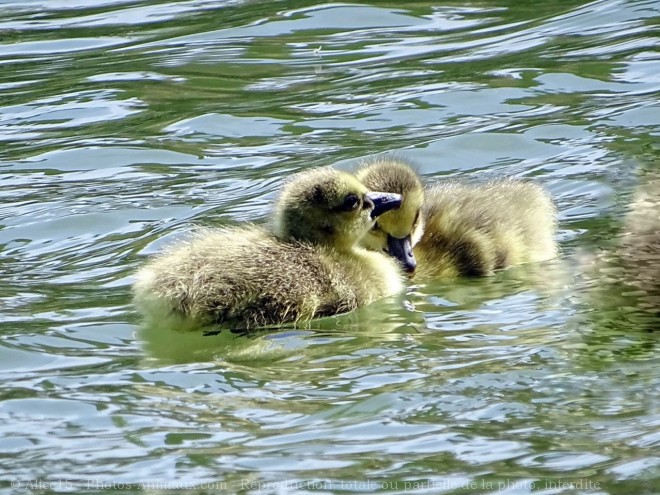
[356,158,425,273]
[273,168,403,251]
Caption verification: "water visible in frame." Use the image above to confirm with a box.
[1,0,659,493]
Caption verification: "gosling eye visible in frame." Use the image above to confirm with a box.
[341,194,361,211]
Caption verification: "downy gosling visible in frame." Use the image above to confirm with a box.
[133,168,405,331]
[356,158,558,280]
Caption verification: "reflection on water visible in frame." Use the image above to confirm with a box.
[1,0,659,492]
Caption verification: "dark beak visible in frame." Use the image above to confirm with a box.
[366,192,402,219]
[387,234,417,274]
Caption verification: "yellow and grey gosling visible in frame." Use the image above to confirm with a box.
[356,158,558,281]
[132,168,404,331]
[617,173,660,308]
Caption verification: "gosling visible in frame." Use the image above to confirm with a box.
[356,158,558,280]
[133,168,405,331]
